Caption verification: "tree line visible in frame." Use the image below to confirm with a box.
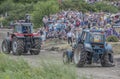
[0,0,120,28]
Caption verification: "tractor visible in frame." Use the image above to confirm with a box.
[63,28,115,67]
[1,21,42,55]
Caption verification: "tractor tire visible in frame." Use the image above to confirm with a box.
[108,50,114,63]
[1,40,10,54]
[74,44,87,67]
[30,38,41,55]
[12,37,24,55]
[77,51,87,67]
[101,52,115,67]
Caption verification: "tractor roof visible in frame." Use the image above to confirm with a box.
[83,28,105,34]
[14,23,33,26]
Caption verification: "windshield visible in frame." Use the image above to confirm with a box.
[90,33,104,43]
[22,25,33,33]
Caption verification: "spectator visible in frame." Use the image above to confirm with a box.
[67,30,75,45]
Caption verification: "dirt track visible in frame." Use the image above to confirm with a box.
[0,29,120,79]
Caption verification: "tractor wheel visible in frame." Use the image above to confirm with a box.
[101,52,115,67]
[74,44,87,67]
[77,51,87,67]
[1,40,10,54]
[108,53,114,63]
[12,37,24,55]
[30,38,41,55]
[107,50,114,63]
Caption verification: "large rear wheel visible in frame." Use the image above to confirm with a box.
[1,40,10,54]
[74,44,88,67]
[74,44,87,66]
[30,38,41,55]
[12,37,24,55]
[108,52,114,63]
[101,52,115,67]
[77,51,87,67]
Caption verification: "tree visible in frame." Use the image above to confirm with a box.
[32,1,59,28]
[0,0,14,14]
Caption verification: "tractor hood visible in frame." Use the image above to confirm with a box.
[32,33,41,37]
[14,33,41,38]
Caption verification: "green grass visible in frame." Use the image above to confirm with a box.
[0,54,77,79]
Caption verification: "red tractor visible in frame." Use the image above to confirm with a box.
[1,22,42,55]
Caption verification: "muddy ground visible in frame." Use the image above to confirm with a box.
[0,29,120,79]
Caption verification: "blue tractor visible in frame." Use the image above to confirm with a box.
[63,28,115,67]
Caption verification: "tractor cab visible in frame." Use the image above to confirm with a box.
[79,28,106,54]
[89,29,105,44]
[13,23,33,34]
[79,28,105,43]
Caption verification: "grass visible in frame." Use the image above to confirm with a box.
[0,54,77,79]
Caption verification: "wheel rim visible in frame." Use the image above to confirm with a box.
[12,41,17,53]
[74,48,81,64]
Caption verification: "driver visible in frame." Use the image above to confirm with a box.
[22,26,28,33]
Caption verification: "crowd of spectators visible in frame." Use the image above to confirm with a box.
[39,10,120,43]
[111,1,120,7]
